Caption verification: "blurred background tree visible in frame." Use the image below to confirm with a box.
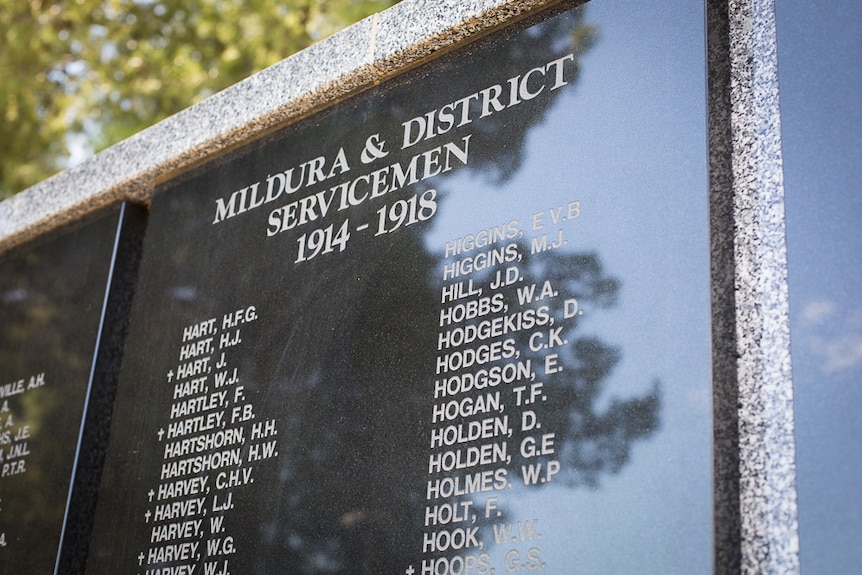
[0,0,398,199]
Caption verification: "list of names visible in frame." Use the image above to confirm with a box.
[136,306,278,575]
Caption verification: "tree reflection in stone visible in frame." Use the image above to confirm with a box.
[84,6,664,574]
[254,231,660,573]
[252,9,661,573]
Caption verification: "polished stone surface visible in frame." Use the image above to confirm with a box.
[0,0,803,572]
[777,1,862,573]
[0,204,138,574]
[86,4,712,574]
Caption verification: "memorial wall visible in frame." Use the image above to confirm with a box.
[0,0,800,573]
[0,204,144,574]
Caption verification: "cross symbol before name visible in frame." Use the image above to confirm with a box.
[138,552,145,566]
[167,370,175,382]
[405,565,415,575]
[148,489,154,502]
[157,428,165,441]
[144,509,151,523]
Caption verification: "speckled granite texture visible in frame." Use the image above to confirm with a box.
[709,0,800,573]
[0,0,801,572]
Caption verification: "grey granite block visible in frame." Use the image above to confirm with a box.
[709,0,800,573]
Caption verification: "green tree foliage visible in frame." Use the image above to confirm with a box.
[0,0,397,198]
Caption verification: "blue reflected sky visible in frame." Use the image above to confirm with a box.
[427,0,711,571]
[776,1,862,573]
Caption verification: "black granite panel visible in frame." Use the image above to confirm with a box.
[0,203,145,574]
[88,4,711,574]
